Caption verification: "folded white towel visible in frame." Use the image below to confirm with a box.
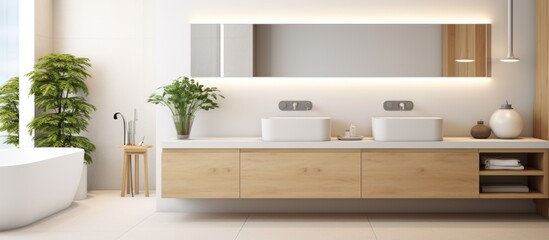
[484,164,524,170]
[481,184,529,193]
[482,159,521,166]
[481,156,521,166]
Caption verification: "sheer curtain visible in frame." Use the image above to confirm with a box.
[0,0,18,149]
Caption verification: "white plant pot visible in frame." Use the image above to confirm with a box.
[74,165,87,200]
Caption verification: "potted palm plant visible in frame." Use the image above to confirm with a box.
[26,53,96,200]
[27,53,96,164]
[148,76,223,139]
[0,76,19,147]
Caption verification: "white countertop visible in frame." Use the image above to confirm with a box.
[162,137,549,149]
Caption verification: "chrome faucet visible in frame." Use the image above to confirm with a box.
[399,102,405,111]
[113,112,127,145]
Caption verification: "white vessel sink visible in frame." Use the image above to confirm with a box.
[261,117,331,141]
[372,117,443,141]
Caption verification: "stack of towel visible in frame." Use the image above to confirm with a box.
[482,156,524,170]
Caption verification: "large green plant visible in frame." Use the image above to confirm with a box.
[0,76,19,147]
[27,53,96,164]
[148,76,223,137]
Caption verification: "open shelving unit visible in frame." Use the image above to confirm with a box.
[478,149,548,199]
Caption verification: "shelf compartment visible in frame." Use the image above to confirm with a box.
[479,150,547,171]
[479,192,547,199]
[479,167,545,176]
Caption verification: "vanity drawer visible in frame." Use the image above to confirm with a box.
[362,150,479,198]
[240,149,361,198]
[162,149,240,198]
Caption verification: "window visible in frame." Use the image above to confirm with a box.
[0,0,18,149]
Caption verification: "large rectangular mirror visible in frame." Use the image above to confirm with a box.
[191,24,491,78]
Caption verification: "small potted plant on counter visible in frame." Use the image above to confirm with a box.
[148,77,225,139]
[148,76,224,139]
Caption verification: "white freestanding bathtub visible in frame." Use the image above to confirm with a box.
[0,148,84,231]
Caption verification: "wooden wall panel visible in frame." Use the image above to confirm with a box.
[535,0,549,218]
[442,24,491,77]
[535,0,549,140]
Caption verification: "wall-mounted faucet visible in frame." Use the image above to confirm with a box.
[399,102,405,111]
[279,100,313,111]
[384,100,414,111]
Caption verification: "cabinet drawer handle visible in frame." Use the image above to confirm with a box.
[209,168,232,173]
[300,168,322,173]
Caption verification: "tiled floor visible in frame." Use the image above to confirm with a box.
[1,191,549,240]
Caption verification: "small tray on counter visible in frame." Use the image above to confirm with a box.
[337,136,364,141]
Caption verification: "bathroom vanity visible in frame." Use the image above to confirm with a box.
[161,137,549,217]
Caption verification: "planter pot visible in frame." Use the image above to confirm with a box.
[74,165,87,200]
[173,115,195,139]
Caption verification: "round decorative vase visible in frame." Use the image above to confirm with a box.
[470,120,491,139]
[489,101,523,139]
[173,115,195,139]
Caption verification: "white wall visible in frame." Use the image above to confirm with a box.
[53,0,156,190]
[156,0,537,212]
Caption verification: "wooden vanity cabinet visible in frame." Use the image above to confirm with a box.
[161,148,547,200]
[362,150,479,198]
[162,149,240,198]
[240,149,361,198]
[479,149,548,199]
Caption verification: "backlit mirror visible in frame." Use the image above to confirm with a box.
[191,24,491,78]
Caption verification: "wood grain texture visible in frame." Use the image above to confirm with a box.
[534,0,549,218]
[479,168,544,176]
[442,24,491,77]
[362,150,479,198]
[480,193,547,199]
[529,151,548,196]
[535,0,549,140]
[479,148,548,200]
[162,149,240,198]
[240,149,361,198]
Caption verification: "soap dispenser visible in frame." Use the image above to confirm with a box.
[489,100,523,139]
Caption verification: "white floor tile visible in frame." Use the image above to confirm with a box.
[368,213,549,240]
[3,191,549,240]
[118,213,247,240]
[236,213,377,240]
[18,191,155,233]
[0,231,125,240]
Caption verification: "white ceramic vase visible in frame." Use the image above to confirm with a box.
[489,102,523,139]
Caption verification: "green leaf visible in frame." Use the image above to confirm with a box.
[27,53,96,164]
[0,76,19,147]
[147,76,224,117]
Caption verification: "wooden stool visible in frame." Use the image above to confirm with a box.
[118,145,152,197]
